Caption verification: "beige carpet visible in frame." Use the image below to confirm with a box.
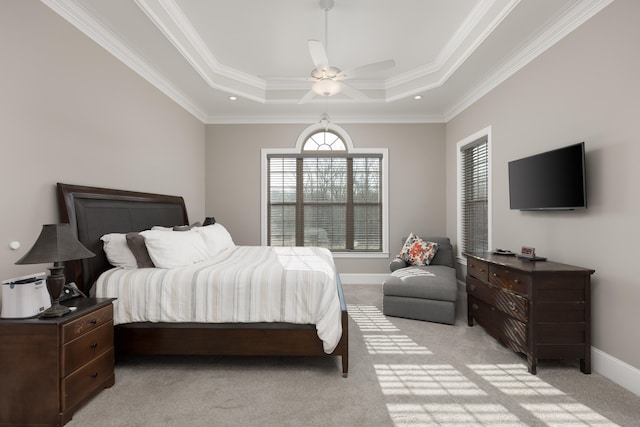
[67,285,640,426]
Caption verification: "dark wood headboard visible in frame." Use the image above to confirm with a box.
[57,183,189,293]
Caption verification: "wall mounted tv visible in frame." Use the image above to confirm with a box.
[508,142,586,211]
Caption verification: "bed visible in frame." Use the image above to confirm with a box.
[57,183,348,377]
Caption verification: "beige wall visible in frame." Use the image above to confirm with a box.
[0,1,205,281]
[446,0,640,370]
[205,123,447,274]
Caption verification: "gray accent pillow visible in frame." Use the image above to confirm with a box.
[125,232,155,268]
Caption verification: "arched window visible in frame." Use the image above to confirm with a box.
[262,123,388,256]
[302,131,346,152]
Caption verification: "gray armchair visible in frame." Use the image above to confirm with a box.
[383,236,458,324]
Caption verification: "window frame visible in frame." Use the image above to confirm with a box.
[261,122,389,258]
[456,126,492,263]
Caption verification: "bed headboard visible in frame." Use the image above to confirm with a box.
[57,183,189,293]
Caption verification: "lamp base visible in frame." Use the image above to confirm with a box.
[39,302,71,318]
[39,264,71,318]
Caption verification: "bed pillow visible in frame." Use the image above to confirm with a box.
[125,232,155,268]
[398,233,439,266]
[139,229,209,268]
[195,223,235,256]
[101,233,138,269]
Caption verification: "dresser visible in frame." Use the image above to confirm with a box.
[464,252,594,374]
[0,298,115,426]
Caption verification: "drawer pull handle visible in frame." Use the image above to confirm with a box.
[472,304,479,311]
[89,319,98,325]
[90,343,98,349]
[513,279,520,284]
[91,372,99,379]
[507,301,517,311]
[469,284,476,292]
[492,273,497,277]
[480,269,486,273]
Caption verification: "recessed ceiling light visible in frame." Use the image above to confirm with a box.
[229,96,237,101]
[414,95,422,100]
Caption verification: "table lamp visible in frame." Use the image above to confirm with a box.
[15,223,94,318]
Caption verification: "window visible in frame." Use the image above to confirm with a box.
[457,128,491,259]
[262,123,388,257]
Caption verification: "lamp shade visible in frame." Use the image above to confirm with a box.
[15,224,95,265]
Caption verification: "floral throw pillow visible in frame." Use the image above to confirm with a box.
[398,233,439,266]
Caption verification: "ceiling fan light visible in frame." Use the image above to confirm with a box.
[312,79,341,96]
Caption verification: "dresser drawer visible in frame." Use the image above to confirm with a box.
[467,258,489,282]
[469,297,527,354]
[64,321,114,375]
[489,265,529,295]
[62,347,114,411]
[62,304,113,343]
[467,276,528,323]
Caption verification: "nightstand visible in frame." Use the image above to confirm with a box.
[0,298,115,426]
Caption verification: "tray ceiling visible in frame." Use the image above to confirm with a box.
[42,0,613,123]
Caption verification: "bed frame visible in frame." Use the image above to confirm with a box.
[57,183,348,377]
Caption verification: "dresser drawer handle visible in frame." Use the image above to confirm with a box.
[91,372,99,379]
[469,284,476,292]
[492,273,497,277]
[479,269,486,273]
[513,279,520,284]
[472,304,479,311]
[89,319,98,325]
[90,342,98,349]
[507,301,517,311]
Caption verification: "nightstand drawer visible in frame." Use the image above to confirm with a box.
[467,276,528,323]
[64,321,114,375]
[467,258,489,282]
[489,265,529,295]
[62,347,114,411]
[62,304,113,343]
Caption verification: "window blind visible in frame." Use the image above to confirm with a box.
[461,138,488,254]
[267,154,382,252]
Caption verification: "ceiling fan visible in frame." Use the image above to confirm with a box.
[299,0,395,102]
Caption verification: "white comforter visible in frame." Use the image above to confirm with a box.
[95,246,342,353]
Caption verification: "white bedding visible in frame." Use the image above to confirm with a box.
[95,246,342,353]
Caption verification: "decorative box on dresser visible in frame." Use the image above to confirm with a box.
[464,252,594,374]
[0,298,115,426]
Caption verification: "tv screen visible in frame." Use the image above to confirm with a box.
[508,142,586,211]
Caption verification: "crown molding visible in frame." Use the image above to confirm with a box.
[135,0,266,102]
[444,0,615,121]
[41,0,209,122]
[204,114,446,125]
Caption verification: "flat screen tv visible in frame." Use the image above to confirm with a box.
[508,142,586,211]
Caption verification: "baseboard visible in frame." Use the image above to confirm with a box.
[339,273,388,285]
[592,347,640,396]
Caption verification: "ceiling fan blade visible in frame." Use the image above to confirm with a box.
[336,59,395,80]
[308,40,329,71]
[298,89,318,104]
[338,82,369,100]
